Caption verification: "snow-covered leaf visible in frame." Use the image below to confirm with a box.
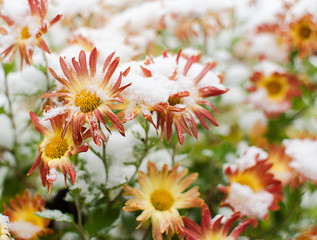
[35,210,74,223]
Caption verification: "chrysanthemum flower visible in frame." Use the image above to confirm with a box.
[0,214,12,240]
[0,0,62,68]
[4,189,52,239]
[285,14,317,59]
[42,48,131,146]
[123,161,203,240]
[295,226,317,240]
[247,61,300,117]
[28,107,89,193]
[218,146,283,224]
[181,204,251,240]
[121,49,227,145]
[256,7,317,59]
[283,136,317,183]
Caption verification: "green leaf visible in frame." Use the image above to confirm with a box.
[0,106,6,114]
[2,61,16,77]
[35,209,74,223]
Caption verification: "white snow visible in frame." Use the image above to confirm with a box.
[0,214,9,224]
[284,138,317,181]
[9,220,42,239]
[226,146,268,172]
[225,182,273,219]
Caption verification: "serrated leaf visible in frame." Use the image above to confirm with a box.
[35,209,74,223]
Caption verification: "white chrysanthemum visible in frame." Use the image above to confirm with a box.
[284,138,317,182]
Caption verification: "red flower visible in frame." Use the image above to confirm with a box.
[42,48,131,146]
[0,0,62,68]
[28,107,89,193]
[182,204,251,240]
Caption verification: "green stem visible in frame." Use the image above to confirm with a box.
[107,121,150,207]
[42,52,51,92]
[171,141,178,166]
[102,140,109,184]
[74,192,88,240]
[3,65,17,147]
[256,187,302,239]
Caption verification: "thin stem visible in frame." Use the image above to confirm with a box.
[171,141,178,166]
[3,64,17,147]
[107,121,150,207]
[102,140,109,184]
[42,52,51,92]
[142,224,151,240]
[74,192,88,240]
[256,187,302,238]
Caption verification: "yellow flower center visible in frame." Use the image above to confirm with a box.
[75,89,101,113]
[231,173,263,192]
[298,25,312,39]
[44,136,69,159]
[168,96,182,106]
[150,189,174,211]
[19,209,45,229]
[203,233,225,240]
[20,26,31,39]
[265,79,282,96]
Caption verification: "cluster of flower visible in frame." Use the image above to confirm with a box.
[1,0,317,239]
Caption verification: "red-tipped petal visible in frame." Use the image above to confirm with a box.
[103,57,120,87]
[194,62,217,85]
[89,48,98,78]
[123,66,130,76]
[176,49,182,64]
[183,56,195,76]
[27,152,41,176]
[49,14,62,26]
[30,111,47,135]
[79,50,89,78]
[37,38,50,53]
[140,66,152,77]
[102,51,115,72]
[229,218,251,240]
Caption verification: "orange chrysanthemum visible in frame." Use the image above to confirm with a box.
[267,144,300,187]
[295,226,317,240]
[28,107,89,193]
[257,10,317,59]
[218,147,283,224]
[4,190,52,240]
[285,14,317,59]
[247,63,300,117]
[43,48,131,146]
[182,204,251,240]
[123,161,203,240]
[0,0,62,68]
[138,50,227,144]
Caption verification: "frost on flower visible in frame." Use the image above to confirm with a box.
[121,49,228,144]
[283,137,317,183]
[123,161,203,240]
[257,5,317,59]
[0,0,62,68]
[219,146,282,224]
[27,106,89,193]
[42,48,131,146]
[0,214,12,240]
[295,225,317,240]
[247,60,300,117]
[182,204,251,240]
[4,189,52,239]
[266,144,300,187]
